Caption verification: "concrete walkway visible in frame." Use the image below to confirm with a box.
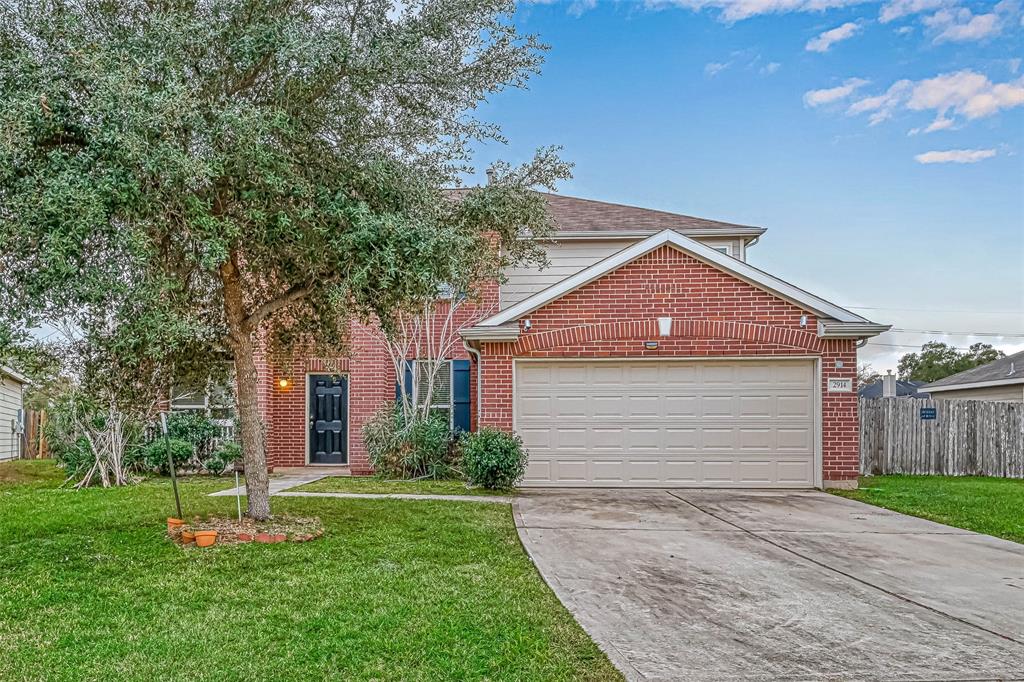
[208,470,340,497]
[515,489,1024,682]
[276,491,513,504]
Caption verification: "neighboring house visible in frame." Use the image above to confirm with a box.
[254,192,889,489]
[0,365,29,462]
[924,350,1024,402]
[859,378,929,399]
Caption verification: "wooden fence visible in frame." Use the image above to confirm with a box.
[860,397,1024,478]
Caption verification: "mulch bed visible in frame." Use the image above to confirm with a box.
[171,515,324,547]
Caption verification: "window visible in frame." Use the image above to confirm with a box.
[170,379,235,420]
[415,360,452,413]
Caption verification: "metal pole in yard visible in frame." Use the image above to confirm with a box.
[235,469,242,522]
[160,412,183,520]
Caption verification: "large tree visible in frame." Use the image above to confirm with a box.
[0,0,569,518]
[897,341,1005,383]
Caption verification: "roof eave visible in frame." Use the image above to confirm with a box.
[460,324,521,343]
[817,321,892,339]
[0,365,29,385]
[924,376,1024,392]
[520,227,767,241]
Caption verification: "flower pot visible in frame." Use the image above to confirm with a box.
[194,530,217,548]
[181,530,196,545]
[167,518,185,533]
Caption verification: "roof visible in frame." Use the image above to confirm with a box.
[448,189,765,237]
[924,350,1024,392]
[466,229,889,336]
[859,380,929,399]
[0,365,29,385]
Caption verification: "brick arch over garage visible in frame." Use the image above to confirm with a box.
[513,318,825,355]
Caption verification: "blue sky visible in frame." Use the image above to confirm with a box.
[470,0,1024,372]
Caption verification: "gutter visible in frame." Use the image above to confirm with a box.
[924,376,1024,393]
[817,321,891,339]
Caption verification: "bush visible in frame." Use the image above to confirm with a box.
[459,429,528,490]
[363,408,455,479]
[142,438,194,474]
[53,437,95,478]
[204,441,242,476]
[166,412,220,458]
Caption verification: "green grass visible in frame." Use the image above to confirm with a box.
[832,475,1024,544]
[294,476,514,497]
[0,461,618,681]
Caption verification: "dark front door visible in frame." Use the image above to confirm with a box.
[309,374,348,464]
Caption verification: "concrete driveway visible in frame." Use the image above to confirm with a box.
[514,489,1024,681]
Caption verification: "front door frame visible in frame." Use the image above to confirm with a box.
[305,372,350,466]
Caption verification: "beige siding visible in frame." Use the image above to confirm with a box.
[0,376,25,461]
[930,384,1024,402]
[500,236,746,309]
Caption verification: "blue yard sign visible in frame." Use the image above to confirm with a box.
[920,407,937,420]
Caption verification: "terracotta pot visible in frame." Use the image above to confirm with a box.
[167,518,185,533]
[194,530,218,548]
[255,532,273,544]
[181,530,196,545]
[272,533,287,543]
[237,533,253,543]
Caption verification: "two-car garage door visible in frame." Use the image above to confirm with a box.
[515,359,818,488]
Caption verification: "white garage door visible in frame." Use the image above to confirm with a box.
[515,359,817,488]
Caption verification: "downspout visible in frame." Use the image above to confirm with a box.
[855,338,869,348]
[462,339,483,431]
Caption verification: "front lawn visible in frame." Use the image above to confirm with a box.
[832,475,1024,544]
[0,461,618,681]
[295,476,514,497]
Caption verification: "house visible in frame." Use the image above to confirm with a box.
[858,374,929,399]
[0,365,29,462]
[924,350,1024,402]
[254,192,889,489]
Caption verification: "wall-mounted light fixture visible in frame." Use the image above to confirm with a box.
[657,317,672,337]
[523,319,532,331]
[800,315,808,328]
[644,341,659,350]
[278,378,290,390]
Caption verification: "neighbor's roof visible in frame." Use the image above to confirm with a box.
[925,350,1024,392]
[448,189,765,237]
[858,380,929,399]
[0,365,29,385]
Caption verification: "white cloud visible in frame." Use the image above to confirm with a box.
[909,115,955,134]
[804,77,870,106]
[879,0,952,23]
[844,70,1024,128]
[761,61,782,75]
[914,148,997,163]
[643,0,873,22]
[924,6,1003,42]
[806,21,863,51]
[704,61,731,76]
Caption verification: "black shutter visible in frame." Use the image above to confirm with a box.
[452,359,471,433]
[395,360,414,403]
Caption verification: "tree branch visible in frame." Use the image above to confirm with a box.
[245,282,312,327]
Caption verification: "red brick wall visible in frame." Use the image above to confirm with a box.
[257,286,497,474]
[477,245,860,485]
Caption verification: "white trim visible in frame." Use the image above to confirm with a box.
[479,230,871,328]
[924,376,1024,393]
[0,365,29,385]
[526,227,767,240]
[818,320,891,339]
[510,356,822,489]
[305,372,351,466]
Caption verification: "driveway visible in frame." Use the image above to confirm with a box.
[514,489,1024,681]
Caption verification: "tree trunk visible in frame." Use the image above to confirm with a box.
[222,254,272,520]
[232,334,271,520]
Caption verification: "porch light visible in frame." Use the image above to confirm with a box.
[278,378,290,389]
[657,317,672,337]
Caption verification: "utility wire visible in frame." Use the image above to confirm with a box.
[845,305,1023,315]
[886,328,1024,338]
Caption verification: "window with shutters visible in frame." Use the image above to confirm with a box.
[415,360,452,413]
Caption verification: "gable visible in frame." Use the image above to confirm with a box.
[478,229,871,329]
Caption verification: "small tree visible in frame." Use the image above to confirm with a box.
[897,341,1006,382]
[0,0,569,519]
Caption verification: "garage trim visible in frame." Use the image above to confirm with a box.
[512,356,823,489]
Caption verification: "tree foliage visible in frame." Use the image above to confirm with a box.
[0,0,570,518]
[897,342,1005,383]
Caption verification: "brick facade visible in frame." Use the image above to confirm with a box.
[255,243,861,486]
[476,245,860,485]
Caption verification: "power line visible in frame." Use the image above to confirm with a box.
[845,305,1023,315]
[866,342,978,351]
[886,328,1024,338]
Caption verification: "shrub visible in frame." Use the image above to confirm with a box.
[459,429,528,490]
[166,412,220,458]
[204,441,242,476]
[363,408,455,479]
[53,436,95,478]
[142,438,194,473]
